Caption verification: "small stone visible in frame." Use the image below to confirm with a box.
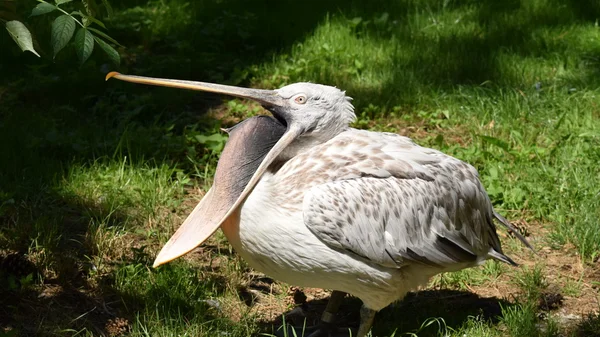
[200,299,222,311]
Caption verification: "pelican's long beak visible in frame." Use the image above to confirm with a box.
[105,72,284,108]
[106,72,299,268]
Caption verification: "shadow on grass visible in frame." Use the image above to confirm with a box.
[0,194,229,336]
[262,289,511,337]
[376,289,509,335]
[0,267,229,336]
[0,193,131,336]
[0,172,229,335]
[576,313,600,337]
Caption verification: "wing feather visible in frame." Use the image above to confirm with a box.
[300,129,519,269]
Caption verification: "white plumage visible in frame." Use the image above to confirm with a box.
[225,128,512,312]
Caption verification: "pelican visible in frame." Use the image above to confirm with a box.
[106,72,531,336]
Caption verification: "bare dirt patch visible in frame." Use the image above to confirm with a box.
[0,263,128,336]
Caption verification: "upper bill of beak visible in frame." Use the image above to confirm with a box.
[105,72,285,108]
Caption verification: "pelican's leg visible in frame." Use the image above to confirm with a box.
[305,290,346,337]
[356,305,376,337]
[320,290,346,326]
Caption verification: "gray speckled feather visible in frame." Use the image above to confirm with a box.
[298,129,516,269]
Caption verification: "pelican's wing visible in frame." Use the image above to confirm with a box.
[301,130,519,269]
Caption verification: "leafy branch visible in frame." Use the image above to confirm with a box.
[3,0,120,65]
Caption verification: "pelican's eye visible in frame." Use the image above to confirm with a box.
[293,94,307,105]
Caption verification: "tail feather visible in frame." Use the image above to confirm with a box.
[488,248,518,266]
[493,210,536,252]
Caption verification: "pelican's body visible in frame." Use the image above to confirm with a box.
[106,72,532,336]
[225,128,505,311]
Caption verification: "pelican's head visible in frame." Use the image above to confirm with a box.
[105,72,355,267]
[105,72,354,147]
[273,82,355,136]
[269,82,355,160]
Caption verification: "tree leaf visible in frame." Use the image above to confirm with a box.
[30,3,57,17]
[51,14,76,57]
[82,0,94,16]
[88,27,121,46]
[74,28,94,64]
[101,0,113,17]
[5,20,40,57]
[83,15,106,29]
[70,10,104,29]
[56,0,73,5]
[94,36,119,66]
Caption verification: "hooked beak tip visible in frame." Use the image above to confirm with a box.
[105,71,121,81]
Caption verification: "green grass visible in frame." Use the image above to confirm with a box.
[1,0,600,336]
[501,303,554,337]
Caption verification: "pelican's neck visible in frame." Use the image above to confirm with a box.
[277,126,349,163]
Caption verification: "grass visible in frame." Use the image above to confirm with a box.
[1,0,600,336]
